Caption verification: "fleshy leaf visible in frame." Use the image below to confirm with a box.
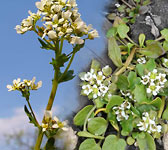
[136,132,156,150]
[102,135,126,150]
[78,131,104,140]
[117,24,130,39]
[73,105,94,126]
[79,139,101,150]
[108,37,123,67]
[88,117,108,136]
[139,34,146,47]
[133,84,150,104]
[139,42,165,58]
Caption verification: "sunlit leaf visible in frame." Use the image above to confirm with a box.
[108,37,123,67]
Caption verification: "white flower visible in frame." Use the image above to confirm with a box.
[92,85,101,99]
[137,57,146,64]
[7,78,22,91]
[67,0,77,7]
[137,112,162,134]
[95,71,105,85]
[62,10,72,19]
[42,123,49,132]
[148,69,158,82]
[70,36,84,45]
[156,73,167,85]
[51,4,63,13]
[84,72,93,81]
[99,84,109,96]
[53,116,69,131]
[44,110,52,122]
[141,75,150,85]
[88,29,99,39]
[48,30,57,39]
[147,82,160,96]
[82,85,93,95]
[115,3,121,7]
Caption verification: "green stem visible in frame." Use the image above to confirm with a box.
[83,106,96,131]
[26,99,40,127]
[115,48,136,76]
[126,36,138,46]
[58,51,76,82]
[59,38,64,54]
[155,36,164,42]
[34,128,43,150]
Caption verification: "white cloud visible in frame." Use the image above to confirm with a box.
[0,107,34,146]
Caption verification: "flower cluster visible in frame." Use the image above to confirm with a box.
[141,69,167,96]
[80,66,113,99]
[7,77,42,92]
[15,0,99,45]
[42,110,68,132]
[137,112,162,134]
[113,101,131,121]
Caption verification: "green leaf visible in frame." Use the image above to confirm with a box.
[116,75,129,90]
[121,116,134,136]
[106,27,117,38]
[128,71,141,90]
[136,59,156,76]
[137,104,157,113]
[161,28,168,41]
[95,98,105,108]
[139,42,165,58]
[117,24,130,39]
[50,54,70,69]
[163,41,168,51]
[127,136,135,145]
[58,70,75,83]
[88,117,108,135]
[106,95,125,113]
[102,135,126,150]
[44,137,56,150]
[77,131,104,140]
[136,132,156,150]
[73,105,94,126]
[139,34,146,47]
[108,111,119,131]
[38,38,54,50]
[79,139,101,150]
[133,84,149,104]
[145,97,162,110]
[24,105,38,127]
[145,59,156,71]
[136,64,145,76]
[162,104,168,120]
[108,37,123,67]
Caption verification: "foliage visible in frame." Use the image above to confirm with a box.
[74,1,168,149]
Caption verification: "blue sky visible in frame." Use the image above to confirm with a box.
[0,0,110,149]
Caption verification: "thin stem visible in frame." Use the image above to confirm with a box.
[83,106,96,131]
[26,99,40,127]
[59,38,64,54]
[116,37,127,46]
[126,36,138,46]
[155,36,164,42]
[115,48,136,76]
[34,128,43,150]
[121,0,133,8]
[58,51,76,82]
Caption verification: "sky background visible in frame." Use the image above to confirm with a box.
[0,0,111,149]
